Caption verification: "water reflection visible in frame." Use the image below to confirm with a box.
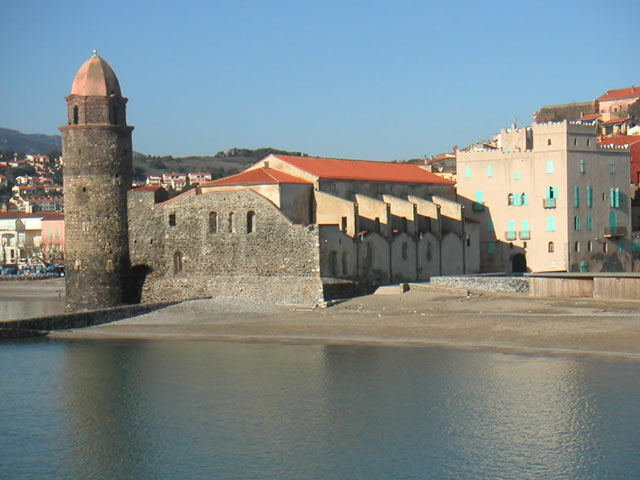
[1,340,639,479]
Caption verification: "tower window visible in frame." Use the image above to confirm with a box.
[169,213,176,226]
[73,106,79,125]
[112,106,118,125]
[173,252,182,274]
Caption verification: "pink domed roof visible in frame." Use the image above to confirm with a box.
[70,52,121,97]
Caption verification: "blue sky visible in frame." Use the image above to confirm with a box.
[2,0,639,160]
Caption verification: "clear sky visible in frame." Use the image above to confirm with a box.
[2,0,639,160]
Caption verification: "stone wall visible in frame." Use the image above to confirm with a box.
[429,275,530,293]
[61,121,133,311]
[128,188,324,306]
[0,301,178,333]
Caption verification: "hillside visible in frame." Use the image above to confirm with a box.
[0,127,61,154]
[0,127,311,181]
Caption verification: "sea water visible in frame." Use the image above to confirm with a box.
[1,339,638,479]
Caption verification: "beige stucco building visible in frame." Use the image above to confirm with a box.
[457,121,631,273]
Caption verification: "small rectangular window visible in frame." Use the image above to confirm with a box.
[574,186,580,208]
[546,216,556,232]
[465,167,471,178]
[546,160,554,173]
[610,161,616,174]
[514,172,521,180]
[574,216,580,231]
[487,165,493,177]
[586,186,593,208]
[475,190,484,203]
[341,217,348,232]
[488,242,495,254]
[586,216,593,231]
[169,213,176,226]
[580,159,586,173]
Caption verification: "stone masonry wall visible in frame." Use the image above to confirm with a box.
[128,188,324,305]
[429,275,530,293]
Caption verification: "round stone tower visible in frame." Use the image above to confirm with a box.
[60,52,133,311]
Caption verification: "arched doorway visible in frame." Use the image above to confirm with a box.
[511,253,527,273]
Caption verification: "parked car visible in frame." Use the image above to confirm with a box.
[45,264,65,277]
[1,264,18,276]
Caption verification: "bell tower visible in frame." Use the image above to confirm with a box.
[60,51,133,311]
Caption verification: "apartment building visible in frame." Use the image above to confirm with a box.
[457,121,631,273]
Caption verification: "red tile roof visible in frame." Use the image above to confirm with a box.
[0,211,64,220]
[598,87,640,102]
[599,135,640,146]
[272,155,454,184]
[580,113,601,121]
[202,167,310,187]
[601,116,632,126]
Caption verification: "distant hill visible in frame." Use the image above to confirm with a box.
[0,127,61,154]
[133,148,309,180]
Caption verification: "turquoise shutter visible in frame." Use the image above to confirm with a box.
[507,220,516,233]
[587,186,593,207]
[574,186,580,207]
[546,217,555,232]
[523,193,529,205]
[610,211,618,228]
[476,190,484,203]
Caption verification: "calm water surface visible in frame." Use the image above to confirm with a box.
[1,339,639,479]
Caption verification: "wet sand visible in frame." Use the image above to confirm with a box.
[50,284,640,360]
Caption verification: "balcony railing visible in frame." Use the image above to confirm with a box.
[543,198,556,209]
[519,230,531,240]
[472,202,485,212]
[604,226,627,237]
[505,231,517,241]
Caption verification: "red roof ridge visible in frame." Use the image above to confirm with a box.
[598,86,640,102]
[202,167,310,187]
[271,154,454,185]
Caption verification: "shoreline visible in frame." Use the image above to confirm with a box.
[48,285,640,361]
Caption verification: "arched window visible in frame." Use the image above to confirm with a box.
[209,212,217,233]
[548,241,554,253]
[173,252,182,274]
[73,106,79,125]
[229,213,235,233]
[374,217,381,234]
[246,211,256,234]
[507,193,514,205]
[574,241,580,252]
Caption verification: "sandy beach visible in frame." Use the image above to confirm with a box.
[46,283,640,360]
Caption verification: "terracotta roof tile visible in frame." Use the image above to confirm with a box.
[273,155,454,185]
[202,167,310,187]
[599,135,640,146]
[598,87,640,102]
[600,116,632,126]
